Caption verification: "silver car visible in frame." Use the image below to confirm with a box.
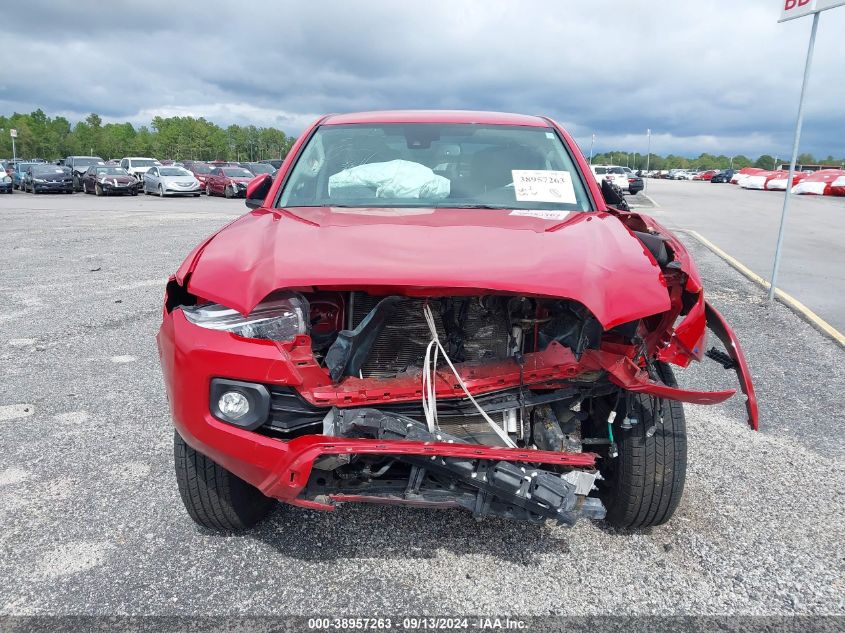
[143,166,201,197]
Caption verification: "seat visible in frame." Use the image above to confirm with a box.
[464,145,546,196]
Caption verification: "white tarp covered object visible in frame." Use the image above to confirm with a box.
[791,169,845,195]
[742,174,770,190]
[328,159,450,200]
[830,175,845,196]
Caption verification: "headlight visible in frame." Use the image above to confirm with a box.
[181,291,308,341]
[2,176,10,183]
[34,178,46,183]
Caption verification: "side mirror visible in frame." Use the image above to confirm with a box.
[245,173,273,209]
[600,178,630,211]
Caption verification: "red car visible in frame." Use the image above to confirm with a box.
[695,170,718,181]
[204,166,254,198]
[181,161,214,192]
[158,110,757,532]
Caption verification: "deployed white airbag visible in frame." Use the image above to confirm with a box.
[329,160,450,200]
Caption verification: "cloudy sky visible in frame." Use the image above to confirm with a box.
[2,0,843,158]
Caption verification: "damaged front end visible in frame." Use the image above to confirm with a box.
[162,233,757,528]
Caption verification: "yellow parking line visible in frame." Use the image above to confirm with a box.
[681,229,845,348]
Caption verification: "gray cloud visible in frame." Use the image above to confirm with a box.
[2,0,843,157]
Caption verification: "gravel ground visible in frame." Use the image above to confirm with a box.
[0,193,843,616]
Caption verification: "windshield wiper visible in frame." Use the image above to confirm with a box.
[439,204,507,209]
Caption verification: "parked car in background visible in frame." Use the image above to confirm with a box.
[731,167,766,186]
[710,170,735,183]
[209,160,239,168]
[143,165,201,197]
[624,169,644,194]
[260,159,283,170]
[589,165,629,190]
[12,162,37,189]
[693,170,718,181]
[65,156,105,191]
[764,170,810,191]
[0,167,12,193]
[740,170,775,190]
[204,166,255,198]
[239,162,276,176]
[120,157,161,182]
[24,164,74,194]
[82,165,140,196]
[181,160,214,192]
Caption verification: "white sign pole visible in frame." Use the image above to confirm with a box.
[10,128,17,164]
[767,10,820,302]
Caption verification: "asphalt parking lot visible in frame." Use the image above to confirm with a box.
[1,192,843,616]
[641,179,845,333]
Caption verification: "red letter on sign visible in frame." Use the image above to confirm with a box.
[784,0,796,9]
[798,0,811,6]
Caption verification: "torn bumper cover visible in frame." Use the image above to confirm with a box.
[158,305,754,524]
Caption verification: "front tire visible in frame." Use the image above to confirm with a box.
[599,362,687,529]
[173,431,275,531]
[95,183,103,196]
[224,185,232,199]
[158,185,165,198]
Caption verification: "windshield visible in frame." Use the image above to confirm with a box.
[33,165,71,175]
[278,123,592,211]
[188,163,212,174]
[160,167,191,177]
[222,168,253,178]
[131,159,158,167]
[75,158,103,167]
[96,167,129,176]
[245,163,274,174]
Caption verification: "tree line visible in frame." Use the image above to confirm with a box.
[2,109,844,169]
[0,109,296,162]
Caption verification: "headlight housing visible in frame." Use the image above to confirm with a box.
[2,176,10,183]
[182,291,308,341]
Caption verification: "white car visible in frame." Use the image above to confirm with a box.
[120,157,162,181]
[143,166,201,197]
[589,165,629,190]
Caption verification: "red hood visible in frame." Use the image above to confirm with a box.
[181,207,672,329]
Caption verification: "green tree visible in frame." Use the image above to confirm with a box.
[754,154,775,169]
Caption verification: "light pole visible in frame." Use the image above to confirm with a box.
[645,129,651,191]
[589,133,595,165]
[769,10,822,302]
[730,155,734,170]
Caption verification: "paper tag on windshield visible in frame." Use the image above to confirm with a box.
[512,170,576,204]
[509,209,571,220]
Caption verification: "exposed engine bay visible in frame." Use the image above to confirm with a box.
[258,289,670,525]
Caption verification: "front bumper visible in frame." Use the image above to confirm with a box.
[164,185,201,195]
[32,181,74,192]
[101,182,138,194]
[158,302,757,507]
